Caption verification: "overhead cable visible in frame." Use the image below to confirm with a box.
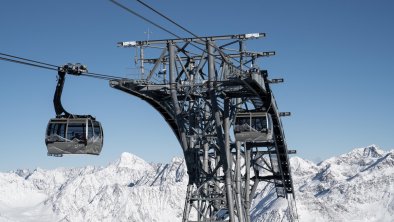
[135,0,198,38]
[110,0,182,39]
[133,0,249,71]
[0,52,58,68]
[111,0,242,73]
[0,52,128,81]
[0,56,58,71]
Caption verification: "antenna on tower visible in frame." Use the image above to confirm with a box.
[144,27,153,41]
[138,28,153,79]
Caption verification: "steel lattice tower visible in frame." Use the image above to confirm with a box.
[110,33,297,222]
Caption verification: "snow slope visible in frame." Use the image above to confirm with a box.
[0,145,393,222]
[251,145,394,222]
[0,153,188,222]
[292,145,394,222]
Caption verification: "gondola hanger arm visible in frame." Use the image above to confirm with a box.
[54,63,88,118]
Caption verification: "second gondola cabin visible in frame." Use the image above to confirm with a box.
[234,111,273,142]
[45,117,103,157]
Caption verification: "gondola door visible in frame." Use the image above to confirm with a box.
[65,119,88,153]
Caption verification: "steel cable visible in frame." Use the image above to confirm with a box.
[0,52,59,68]
[0,53,129,81]
[110,0,182,39]
[133,0,251,71]
[0,56,58,71]
[111,0,245,73]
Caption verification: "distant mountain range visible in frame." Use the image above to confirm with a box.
[0,145,393,222]
[252,145,394,222]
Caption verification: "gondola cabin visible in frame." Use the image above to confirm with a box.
[234,112,273,142]
[45,117,103,157]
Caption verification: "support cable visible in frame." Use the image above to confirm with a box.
[0,52,129,81]
[110,0,182,39]
[133,0,252,72]
[84,71,126,80]
[0,56,57,71]
[110,0,247,73]
[0,52,58,68]
[134,0,197,38]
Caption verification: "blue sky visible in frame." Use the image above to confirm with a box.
[0,0,393,171]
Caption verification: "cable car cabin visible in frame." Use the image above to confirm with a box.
[45,118,103,157]
[234,112,273,142]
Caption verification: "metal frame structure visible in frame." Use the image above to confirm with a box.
[110,33,297,222]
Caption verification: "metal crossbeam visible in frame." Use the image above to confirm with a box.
[139,51,276,63]
[118,33,266,47]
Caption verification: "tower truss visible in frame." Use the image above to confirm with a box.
[110,33,297,222]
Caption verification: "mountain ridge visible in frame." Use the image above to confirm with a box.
[0,144,393,222]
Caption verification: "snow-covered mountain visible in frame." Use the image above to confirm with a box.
[251,144,394,222]
[0,145,393,222]
[0,153,188,222]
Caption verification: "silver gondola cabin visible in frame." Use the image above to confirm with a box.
[45,64,104,157]
[234,112,273,142]
[46,118,103,156]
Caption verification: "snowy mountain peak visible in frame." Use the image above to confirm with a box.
[353,144,385,157]
[361,144,385,157]
[290,156,318,177]
[12,169,31,179]
[320,144,388,169]
[290,156,315,168]
[114,152,150,169]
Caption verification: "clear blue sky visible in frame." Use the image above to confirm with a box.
[0,0,393,171]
